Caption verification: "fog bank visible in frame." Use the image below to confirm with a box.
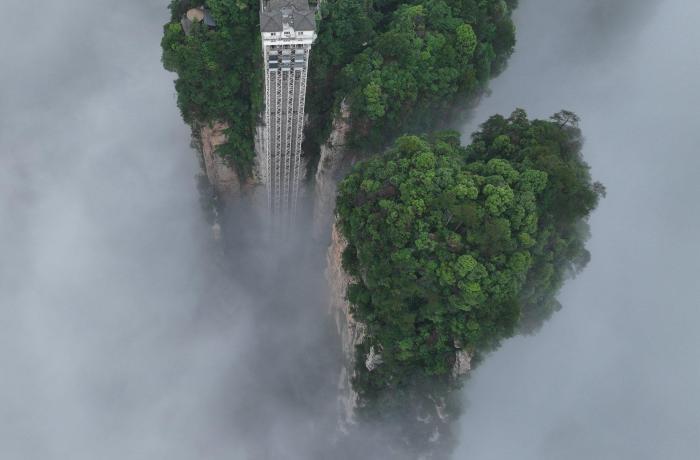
[0,1,340,458]
[3,1,698,459]
[455,0,700,458]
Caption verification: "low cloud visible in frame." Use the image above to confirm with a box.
[454,0,700,458]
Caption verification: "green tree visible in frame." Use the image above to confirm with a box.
[161,0,262,178]
[336,110,603,410]
[303,0,518,171]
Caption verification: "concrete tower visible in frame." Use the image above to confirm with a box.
[260,0,317,221]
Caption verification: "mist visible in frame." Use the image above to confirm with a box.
[2,0,698,459]
[0,1,342,458]
[454,0,700,459]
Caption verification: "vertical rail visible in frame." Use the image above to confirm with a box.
[274,61,283,216]
[284,64,295,223]
[291,45,310,220]
[259,7,316,228]
[264,45,272,211]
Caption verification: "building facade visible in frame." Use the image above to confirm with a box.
[260,0,317,220]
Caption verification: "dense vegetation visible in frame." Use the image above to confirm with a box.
[161,0,262,177]
[336,110,604,412]
[159,2,601,456]
[161,0,517,180]
[305,0,518,163]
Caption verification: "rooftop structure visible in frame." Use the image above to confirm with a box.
[260,0,316,33]
[186,8,205,22]
[181,6,216,35]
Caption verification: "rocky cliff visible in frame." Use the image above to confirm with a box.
[198,122,242,199]
[196,121,263,202]
[312,101,352,240]
[326,221,365,431]
[313,102,363,428]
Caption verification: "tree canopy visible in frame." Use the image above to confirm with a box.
[161,0,262,177]
[162,0,519,179]
[305,0,518,161]
[336,110,604,407]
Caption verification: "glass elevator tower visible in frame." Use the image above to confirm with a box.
[260,0,317,221]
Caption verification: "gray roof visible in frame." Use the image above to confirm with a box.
[203,9,216,27]
[181,17,193,35]
[181,7,216,32]
[260,0,316,33]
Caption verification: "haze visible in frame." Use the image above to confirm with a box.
[1,0,698,459]
[0,1,340,458]
[454,0,700,459]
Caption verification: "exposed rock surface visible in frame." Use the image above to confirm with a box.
[196,121,262,203]
[318,109,473,455]
[199,122,242,199]
[326,221,365,431]
[313,101,352,240]
[452,349,472,379]
[364,346,383,372]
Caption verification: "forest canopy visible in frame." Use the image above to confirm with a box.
[305,0,518,159]
[335,109,604,405]
[161,0,262,177]
[161,0,518,178]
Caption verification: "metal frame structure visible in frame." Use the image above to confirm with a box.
[260,1,317,226]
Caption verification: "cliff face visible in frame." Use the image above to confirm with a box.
[326,221,472,454]
[319,106,473,442]
[197,121,263,202]
[326,221,365,430]
[313,101,352,240]
[199,122,242,199]
[315,103,362,429]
